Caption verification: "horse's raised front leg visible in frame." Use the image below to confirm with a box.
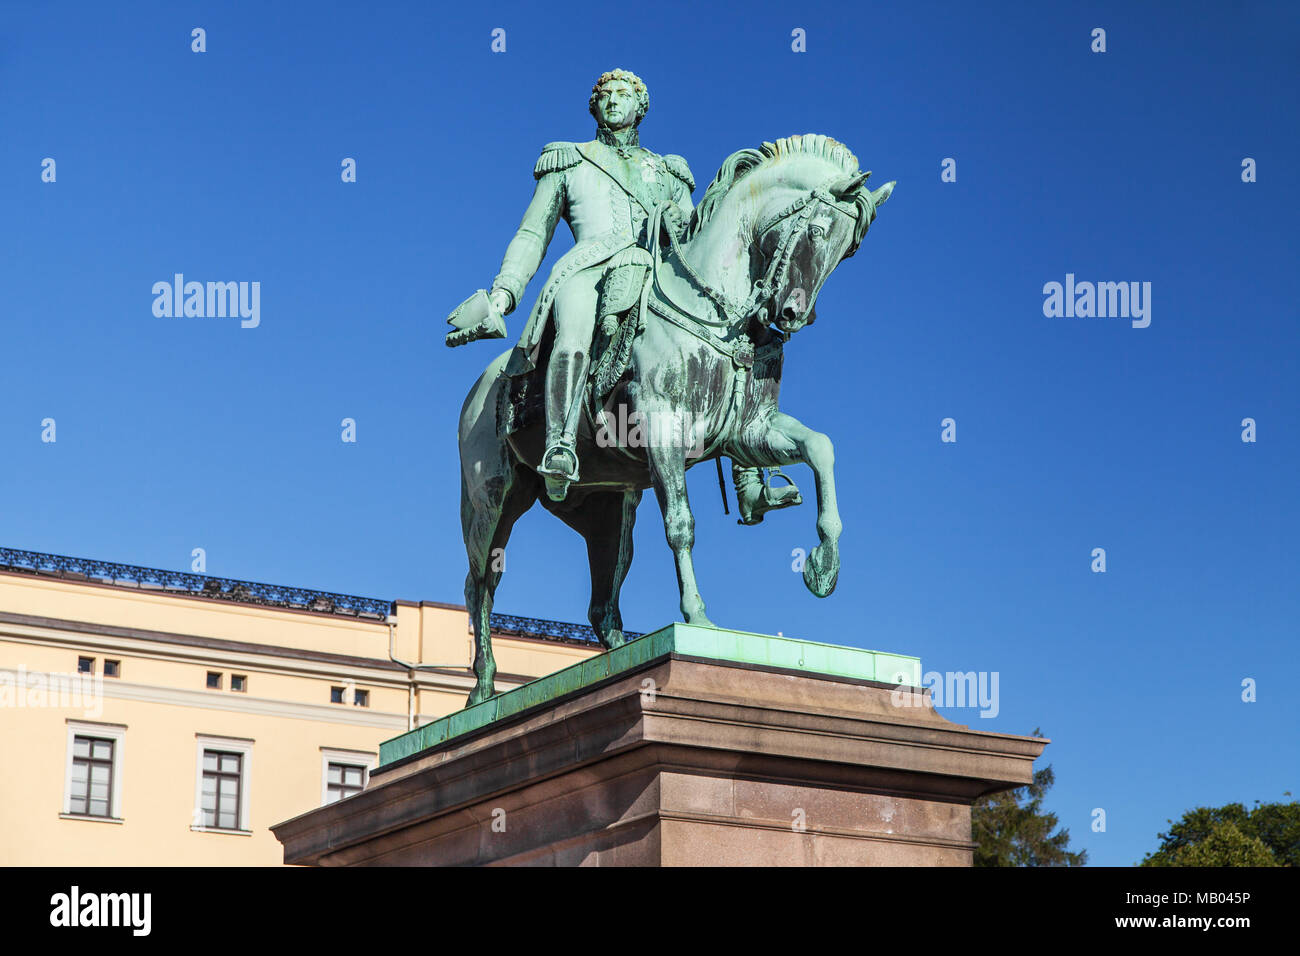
[734,411,842,597]
[645,440,713,626]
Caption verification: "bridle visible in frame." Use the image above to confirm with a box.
[595,180,868,466]
[656,180,866,332]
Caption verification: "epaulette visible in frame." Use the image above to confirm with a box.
[534,142,583,179]
[661,154,695,192]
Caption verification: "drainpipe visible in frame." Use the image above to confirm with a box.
[387,617,468,731]
[387,619,416,731]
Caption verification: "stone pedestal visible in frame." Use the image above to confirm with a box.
[272,625,1045,866]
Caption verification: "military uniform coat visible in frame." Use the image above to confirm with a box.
[491,137,695,376]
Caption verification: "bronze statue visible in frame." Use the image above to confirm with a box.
[447,70,893,704]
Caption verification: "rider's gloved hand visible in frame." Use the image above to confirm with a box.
[662,204,687,240]
[489,288,513,315]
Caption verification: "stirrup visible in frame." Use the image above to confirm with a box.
[736,468,802,525]
[539,442,579,502]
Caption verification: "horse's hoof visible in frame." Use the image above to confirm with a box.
[601,630,627,650]
[802,542,839,598]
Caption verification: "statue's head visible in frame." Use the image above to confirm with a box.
[766,169,869,334]
[769,163,893,335]
[689,135,894,336]
[589,69,649,131]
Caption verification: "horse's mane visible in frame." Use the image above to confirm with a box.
[687,135,861,236]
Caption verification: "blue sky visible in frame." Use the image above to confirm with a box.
[3,0,1296,866]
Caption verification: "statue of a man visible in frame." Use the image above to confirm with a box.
[458,68,692,501]
[449,68,802,521]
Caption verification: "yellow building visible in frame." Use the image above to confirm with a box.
[0,547,601,865]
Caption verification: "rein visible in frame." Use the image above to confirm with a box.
[592,182,861,466]
[654,182,862,338]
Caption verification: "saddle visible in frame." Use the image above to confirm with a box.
[497,202,780,447]
[500,216,661,439]
[498,262,651,439]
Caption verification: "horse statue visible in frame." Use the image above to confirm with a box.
[456,134,893,704]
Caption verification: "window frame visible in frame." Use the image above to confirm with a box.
[103,659,120,678]
[192,734,254,834]
[61,720,126,823]
[320,748,376,806]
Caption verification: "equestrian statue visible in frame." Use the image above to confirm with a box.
[446,68,894,704]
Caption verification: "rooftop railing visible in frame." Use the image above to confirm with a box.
[0,546,629,644]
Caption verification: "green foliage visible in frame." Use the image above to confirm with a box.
[972,729,1087,867]
[1154,822,1278,867]
[1141,798,1298,867]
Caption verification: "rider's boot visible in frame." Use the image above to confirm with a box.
[539,347,591,502]
[734,463,802,525]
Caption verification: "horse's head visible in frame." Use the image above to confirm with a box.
[686,134,894,336]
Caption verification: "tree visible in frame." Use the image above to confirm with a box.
[1140,797,1298,867]
[972,729,1087,866]
[1152,822,1278,867]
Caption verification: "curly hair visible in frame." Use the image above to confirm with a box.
[588,68,649,128]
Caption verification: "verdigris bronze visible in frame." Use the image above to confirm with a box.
[448,68,893,704]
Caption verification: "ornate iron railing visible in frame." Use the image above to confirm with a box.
[487,612,641,646]
[0,546,635,642]
[0,546,394,619]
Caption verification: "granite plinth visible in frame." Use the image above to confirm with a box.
[378,624,920,765]
[272,628,1044,866]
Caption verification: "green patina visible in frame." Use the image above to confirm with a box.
[378,625,919,766]
[447,68,896,707]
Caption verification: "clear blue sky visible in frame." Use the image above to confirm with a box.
[3,1,1296,866]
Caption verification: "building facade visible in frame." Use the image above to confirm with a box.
[0,547,602,865]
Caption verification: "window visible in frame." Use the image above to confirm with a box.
[230,675,246,693]
[206,672,222,689]
[62,721,126,822]
[201,751,242,829]
[330,686,345,704]
[71,737,115,816]
[326,764,365,803]
[353,689,369,707]
[77,657,94,674]
[103,660,120,678]
[192,735,253,834]
[320,748,376,806]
